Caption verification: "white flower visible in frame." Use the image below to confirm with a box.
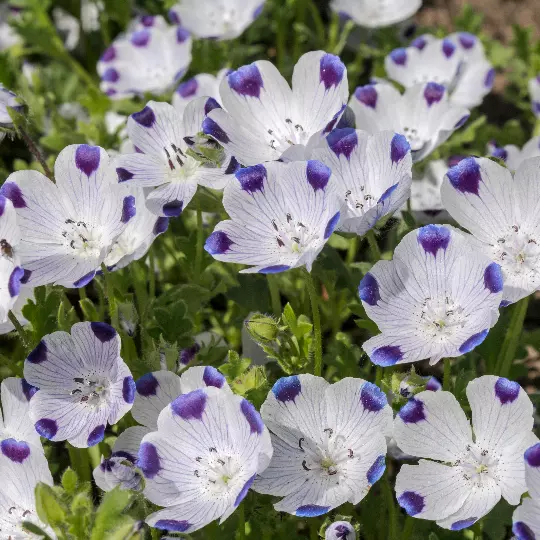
[178,332,227,369]
[24,322,136,448]
[205,160,342,273]
[253,374,392,516]
[441,156,540,305]
[203,51,348,165]
[0,377,54,539]
[104,186,169,270]
[312,128,412,235]
[52,8,80,51]
[0,286,33,336]
[385,33,495,109]
[487,136,540,172]
[113,97,238,217]
[512,442,540,539]
[1,144,135,288]
[359,224,503,366]
[93,366,232,493]
[0,84,23,128]
[529,76,540,118]
[97,16,192,100]
[330,0,421,28]
[394,376,537,530]
[138,385,272,534]
[349,82,469,162]
[0,5,21,51]
[172,68,230,116]
[325,520,356,540]
[169,0,265,41]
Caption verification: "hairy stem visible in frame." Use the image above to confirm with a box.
[305,270,323,376]
[498,297,529,378]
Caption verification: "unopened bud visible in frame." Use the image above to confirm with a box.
[245,313,280,344]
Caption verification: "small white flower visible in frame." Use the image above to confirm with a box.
[0,377,54,539]
[529,75,540,118]
[253,374,392,516]
[172,68,230,116]
[487,136,540,172]
[0,84,23,128]
[312,129,412,235]
[330,0,421,28]
[24,322,136,448]
[203,51,348,165]
[205,160,342,273]
[325,520,356,540]
[441,156,540,305]
[169,0,265,41]
[1,144,135,288]
[0,286,33,336]
[512,442,540,539]
[97,16,192,100]
[0,5,21,51]
[359,224,503,366]
[138,385,271,534]
[394,376,537,530]
[349,82,469,162]
[113,97,238,217]
[52,8,81,51]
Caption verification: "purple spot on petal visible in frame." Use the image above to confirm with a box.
[259,265,290,274]
[21,379,38,401]
[138,442,161,478]
[494,377,520,404]
[399,398,426,423]
[132,106,156,128]
[8,266,23,297]
[75,145,101,176]
[100,46,116,62]
[424,82,445,106]
[398,491,424,515]
[202,117,229,144]
[73,271,96,288]
[236,164,266,193]
[162,200,183,217]
[455,114,470,129]
[484,262,503,293]
[176,27,190,43]
[326,128,357,160]
[105,88,117,97]
[447,156,481,195]
[224,156,240,175]
[366,455,386,484]
[235,474,256,506]
[426,377,442,392]
[228,64,264,98]
[203,366,225,388]
[116,168,134,183]
[372,345,402,367]
[296,505,330,517]
[390,48,407,66]
[451,518,477,531]
[324,211,340,239]
[411,36,427,50]
[123,376,135,404]
[459,329,488,353]
[354,85,378,109]
[485,68,495,88]
[87,424,105,447]
[442,39,456,58]
[0,195,5,216]
[359,273,380,306]
[136,373,159,396]
[319,53,345,89]
[272,375,301,402]
[513,522,535,540]
[153,217,169,235]
[177,78,198,98]
[155,520,191,532]
[171,389,207,420]
[525,443,540,467]
[1,439,30,463]
[140,15,154,27]
[168,9,181,25]
[361,382,387,412]
[205,231,233,255]
[417,224,450,256]
[121,195,136,223]
[204,97,221,115]
[35,418,57,439]
[131,29,150,47]
[391,133,410,163]
[378,183,398,204]
[306,160,331,191]
[102,68,119,83]
[240,399,264,434]
[27,340,47,364]
[459,32,476,49]
[253,3,264,19]
[179,343,200,365]
[0,182,25,208]
[90,322,117,342]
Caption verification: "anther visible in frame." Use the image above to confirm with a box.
[302,460,310,471]
[298,438,305,452]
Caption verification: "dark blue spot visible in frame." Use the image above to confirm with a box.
[398,491,424,515]
[136,373,159,396]
[90,322,117,342]
[224,156,240,175]
[35,418,57,439]
[105,89,117,97]
[87,425,105,447]
[417,224,451,256]
[235,474,256,506]
[485,68,495,88]
[259,265,290,274]
[153,217,169,235]
[228,64,264,98]
[296,505,330,517]
[494,377,520,404]
[0,195,5,216]
[179,343,200,365]
[138,442,161,478]
[27,340,47,364]
[525,442,540,467]
[253,3,264,19]
[132,106,156,128]
[122,376,136,404]
[100,46,116,62]
[411,36,427,50]
[366,455,386,484]
[399,399,426,423]
[102,68,119,83]
[361,382,387,412]
[484,263,503,293]
[459,329,488,353]
[272,376,301,402]
[171,389,207,420]
[0,182,25,208]
[1,439,30,463]
[236,164,266,193]
[116,168,134,183]
[442,39,456,58]
[73,271,96,288]
[319,53,345,89]
[371,345,402,367]
[426,377,441,392]
[131,29,150,47]
[168,9,181,24]
[241,399,264,434]
[326,128,358,160]
[203,366,225,388]
[202,117,230,144]
[155,520,191,532]
[324,211,340,240]
[323,103,346,133]
[121,195,136,223]
[8,266,24,297]
[391,133,410,163]
[204,97,221,115]
[140,15,154,27]
[177,78,198,98]
[451,518,477,531]
[513,522,535,540]
[390,48,407,66]
[176,27,190,43]
[163,200,183,217]
[75,145,101,176]
[424,82,445,107]
[306,160,331,191]
[21,379,38,401]
[490,143,508,161]
[447,156,481,195]
[359,273,380,306]
[205,231,233,255]
[459,32,476,49]
[378,183,398,204]
[455,114,470,129]
[533,101,540,115]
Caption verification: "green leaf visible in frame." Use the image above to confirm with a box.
[154,300,193,343]
[79,298,100,322]
[354,319,379,336]
[35,482,66,528]
[21,521,54,540]
[90,487,133,540]
[61,467,78,494]
[282,303,297,333]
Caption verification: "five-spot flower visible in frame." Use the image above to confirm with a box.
[329,0,421,28]
[487,136,540,173]
[253,374,392,516]
[325,520,356,540]
[394,376,537,530]
[205,160,341,273]
[24,322,136,448]
[359,224,503,366]
[0,84,23,145]
[529,76,540,118]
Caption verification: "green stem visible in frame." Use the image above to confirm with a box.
[15,125,54,181]
[148,250,156,300]
[375,366,383,388]
[306,0,325,46]
[79,287,87,301]
[346,236,358,264]
[443,358,451,391]
[305,270,323,376]
[309,520,318,540]
[195,203,204,283]
[67,444,91,484]
[8,310,30,351]
[60,51,101,95]
[293,0,306,61]
[236,503,245,540]
[366,230,381,261]
[327,12,340,51]
[87,444,101,470]
[497,296,530,378]
[333,20,356,55]
[276,7,286,72]
[267,275,281,317]
[100,264,118,328]
[382,472,398,540]
[402,516,415,540]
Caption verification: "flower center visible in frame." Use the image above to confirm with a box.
[417,296,466,340]
[194,447,244,493]
[454,444,500,486]
[267,119,310,153]
[271,213,318,254]
[62,219,103,259]
[492,225,540,280]
[163,144,200,183]
[344,187,376,215]
[70,376,110,407]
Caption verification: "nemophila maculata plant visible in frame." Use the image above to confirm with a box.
[1,0,540,539]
